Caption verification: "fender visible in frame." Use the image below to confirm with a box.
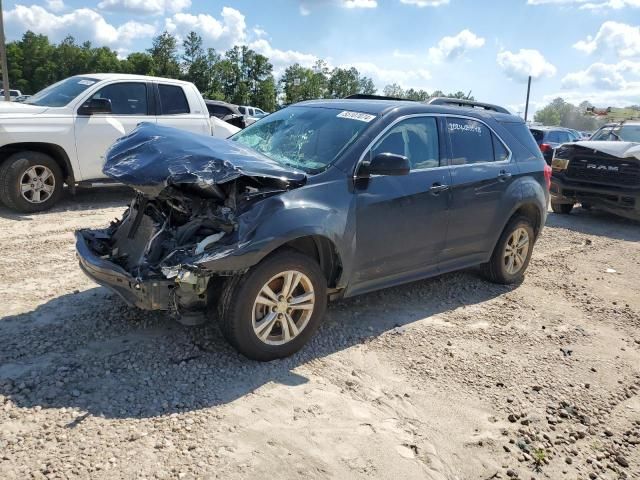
[0,142,76,191]
[193,183,357,287]
[490,175,547,252]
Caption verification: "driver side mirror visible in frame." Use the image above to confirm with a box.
[357,152,410,179]
[78,98,112,115]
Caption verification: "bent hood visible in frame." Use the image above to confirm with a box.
[573,141,640,161]
[103,122,307,197]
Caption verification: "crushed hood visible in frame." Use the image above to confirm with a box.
[572,141,640,161]
[103,122,307,197]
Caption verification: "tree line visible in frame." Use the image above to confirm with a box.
[533,98,608,131]
[6,31,480,112]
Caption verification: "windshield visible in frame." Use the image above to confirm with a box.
[616,125,640,142]
[591,125,640,142]
[231,106,374,173]
[25,76,99,107]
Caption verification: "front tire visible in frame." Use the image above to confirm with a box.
[0,152,63,213]
[551,201,573,214]
[217,249,327,361]
[481,215,535,284]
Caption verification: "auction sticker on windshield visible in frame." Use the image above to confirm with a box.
[78,80,96,86]
[337,111,376,122]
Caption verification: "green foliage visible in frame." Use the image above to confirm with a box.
[534,97,603,130]
[532,448,546,472]
[148,31,180,78]
[382,84,473,102]
[122,52,154,75]
[181,31,209,93]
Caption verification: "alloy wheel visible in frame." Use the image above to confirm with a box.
[503,227,530,275]
[252,270,315,345]
[20,165,55,204]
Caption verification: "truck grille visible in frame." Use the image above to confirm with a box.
[567,157,640,187]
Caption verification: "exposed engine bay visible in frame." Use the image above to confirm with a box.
[76,123,307,319]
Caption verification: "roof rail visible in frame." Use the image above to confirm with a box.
[427,97,510,114]
[344,94,407,101]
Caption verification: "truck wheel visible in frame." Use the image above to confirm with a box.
[481,215,535,285]
[551,202,573,214]
[0,152,63,213]
[217,249,327,361]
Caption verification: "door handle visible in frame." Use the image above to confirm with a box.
[498,170,512,181]
[429,183,449,194]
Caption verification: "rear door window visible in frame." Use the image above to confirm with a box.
[493,136,510,162]
[447,118,495,165]
[158,84,190,115]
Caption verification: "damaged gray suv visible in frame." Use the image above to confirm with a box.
[76,98,550,361]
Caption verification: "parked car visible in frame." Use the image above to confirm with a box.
[565,128,583,141]
[75,97,550,361]
[0,74,238,213]
[529,126,577,164]
[238,105,269,125]
[550,121,640,220]
[205,100,247,129]
[0,89,23,101]
[14,94,31,103]
[589,121,640,142]
[579,131,592,140]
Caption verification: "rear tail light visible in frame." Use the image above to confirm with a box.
[540,143,552,154]
[543,164,552,191]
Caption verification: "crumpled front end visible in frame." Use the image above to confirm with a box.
[76,123,307,317]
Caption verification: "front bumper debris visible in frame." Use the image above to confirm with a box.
[551,175,640,220]
[76,231,174,310]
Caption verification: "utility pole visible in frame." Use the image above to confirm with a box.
[524,75,532,122]
[0,0,10,102]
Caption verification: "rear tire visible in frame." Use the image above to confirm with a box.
[216,249,327,361]
[551,201,573,214]
[0,152,63,213]
[481,215,535,285]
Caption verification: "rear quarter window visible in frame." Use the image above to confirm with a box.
[503,123,543,156]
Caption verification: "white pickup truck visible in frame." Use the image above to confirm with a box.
[0,74,239,212]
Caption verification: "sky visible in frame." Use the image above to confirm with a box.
[3,0,640,115]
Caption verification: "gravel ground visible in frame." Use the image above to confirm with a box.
[1,188,639,480]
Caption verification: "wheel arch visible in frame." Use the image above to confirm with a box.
[271,235,343,289]
[0,143,75,190]
[511,202,543,237]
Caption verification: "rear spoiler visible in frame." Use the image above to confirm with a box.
[427,97,510,114]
